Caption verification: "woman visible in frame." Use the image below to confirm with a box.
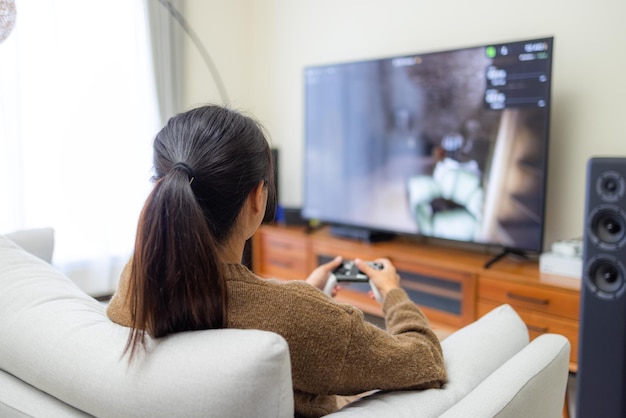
[107,105,447,417]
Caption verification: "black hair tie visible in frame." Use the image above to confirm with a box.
[172,162,195,184]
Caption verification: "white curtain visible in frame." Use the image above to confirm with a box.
[0,0,160,296]
[145,0,185,125]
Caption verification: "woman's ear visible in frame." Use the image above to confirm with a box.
[250,180,268,215]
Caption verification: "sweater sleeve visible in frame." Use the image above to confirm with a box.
[106,260,133,327]
[329,288,447,395]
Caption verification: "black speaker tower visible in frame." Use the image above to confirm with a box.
[577,157,626,418]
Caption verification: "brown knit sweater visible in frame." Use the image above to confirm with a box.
[107,263,447,417]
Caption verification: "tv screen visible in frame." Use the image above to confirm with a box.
[302,37,553,253]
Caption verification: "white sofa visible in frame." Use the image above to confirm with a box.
[0,232,571,417]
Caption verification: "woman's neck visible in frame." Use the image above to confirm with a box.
[220,235,246,264]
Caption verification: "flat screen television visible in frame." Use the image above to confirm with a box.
[302,37,554,255]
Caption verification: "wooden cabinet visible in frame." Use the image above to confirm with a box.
[252,226,311,280]
[478,261,581,371]
[252,224,581,370]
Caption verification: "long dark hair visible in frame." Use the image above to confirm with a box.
[126,105,276,358]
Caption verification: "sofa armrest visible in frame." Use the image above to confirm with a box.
[440,333,570,418]
[4,228,54,263]
[328,304,530,417]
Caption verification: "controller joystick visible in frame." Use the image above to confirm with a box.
[324,260,383,302]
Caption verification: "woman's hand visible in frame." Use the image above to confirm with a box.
[306,256,343,296]
[355,258,400,301]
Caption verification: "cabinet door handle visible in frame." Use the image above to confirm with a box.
[269,241,292,250]
[527,324,549,334]
[506,292,550,305]
[269,259,292,268]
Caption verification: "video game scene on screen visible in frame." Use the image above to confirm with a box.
[304,38,553,253]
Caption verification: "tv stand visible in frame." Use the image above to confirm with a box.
[484,248,530,269]
[329,225,394,243]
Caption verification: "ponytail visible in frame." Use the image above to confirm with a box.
[123,105,274,359]
[125,165,227,359]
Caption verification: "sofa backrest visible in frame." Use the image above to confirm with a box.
[0,235,294,417]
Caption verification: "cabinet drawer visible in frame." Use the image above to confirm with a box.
[258,233,308,280]
[261,233,308,258]
[478,299,579,368]
[261,255,308,280]
[479,276,579,320]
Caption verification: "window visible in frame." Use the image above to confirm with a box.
[0,0,160,295]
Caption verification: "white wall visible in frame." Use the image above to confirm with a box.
[183,0,626,250]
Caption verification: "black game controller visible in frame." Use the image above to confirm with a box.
[324,260,383,302]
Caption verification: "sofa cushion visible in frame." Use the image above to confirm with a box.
[0,369,89,417]
[0,235,294,417]
[328,303,529,417]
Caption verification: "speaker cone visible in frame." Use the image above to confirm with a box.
[585,255,626,299]
[588,204,626,250]
[596,170,625,202]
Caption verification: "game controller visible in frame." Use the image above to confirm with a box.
[324,260,384,302]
